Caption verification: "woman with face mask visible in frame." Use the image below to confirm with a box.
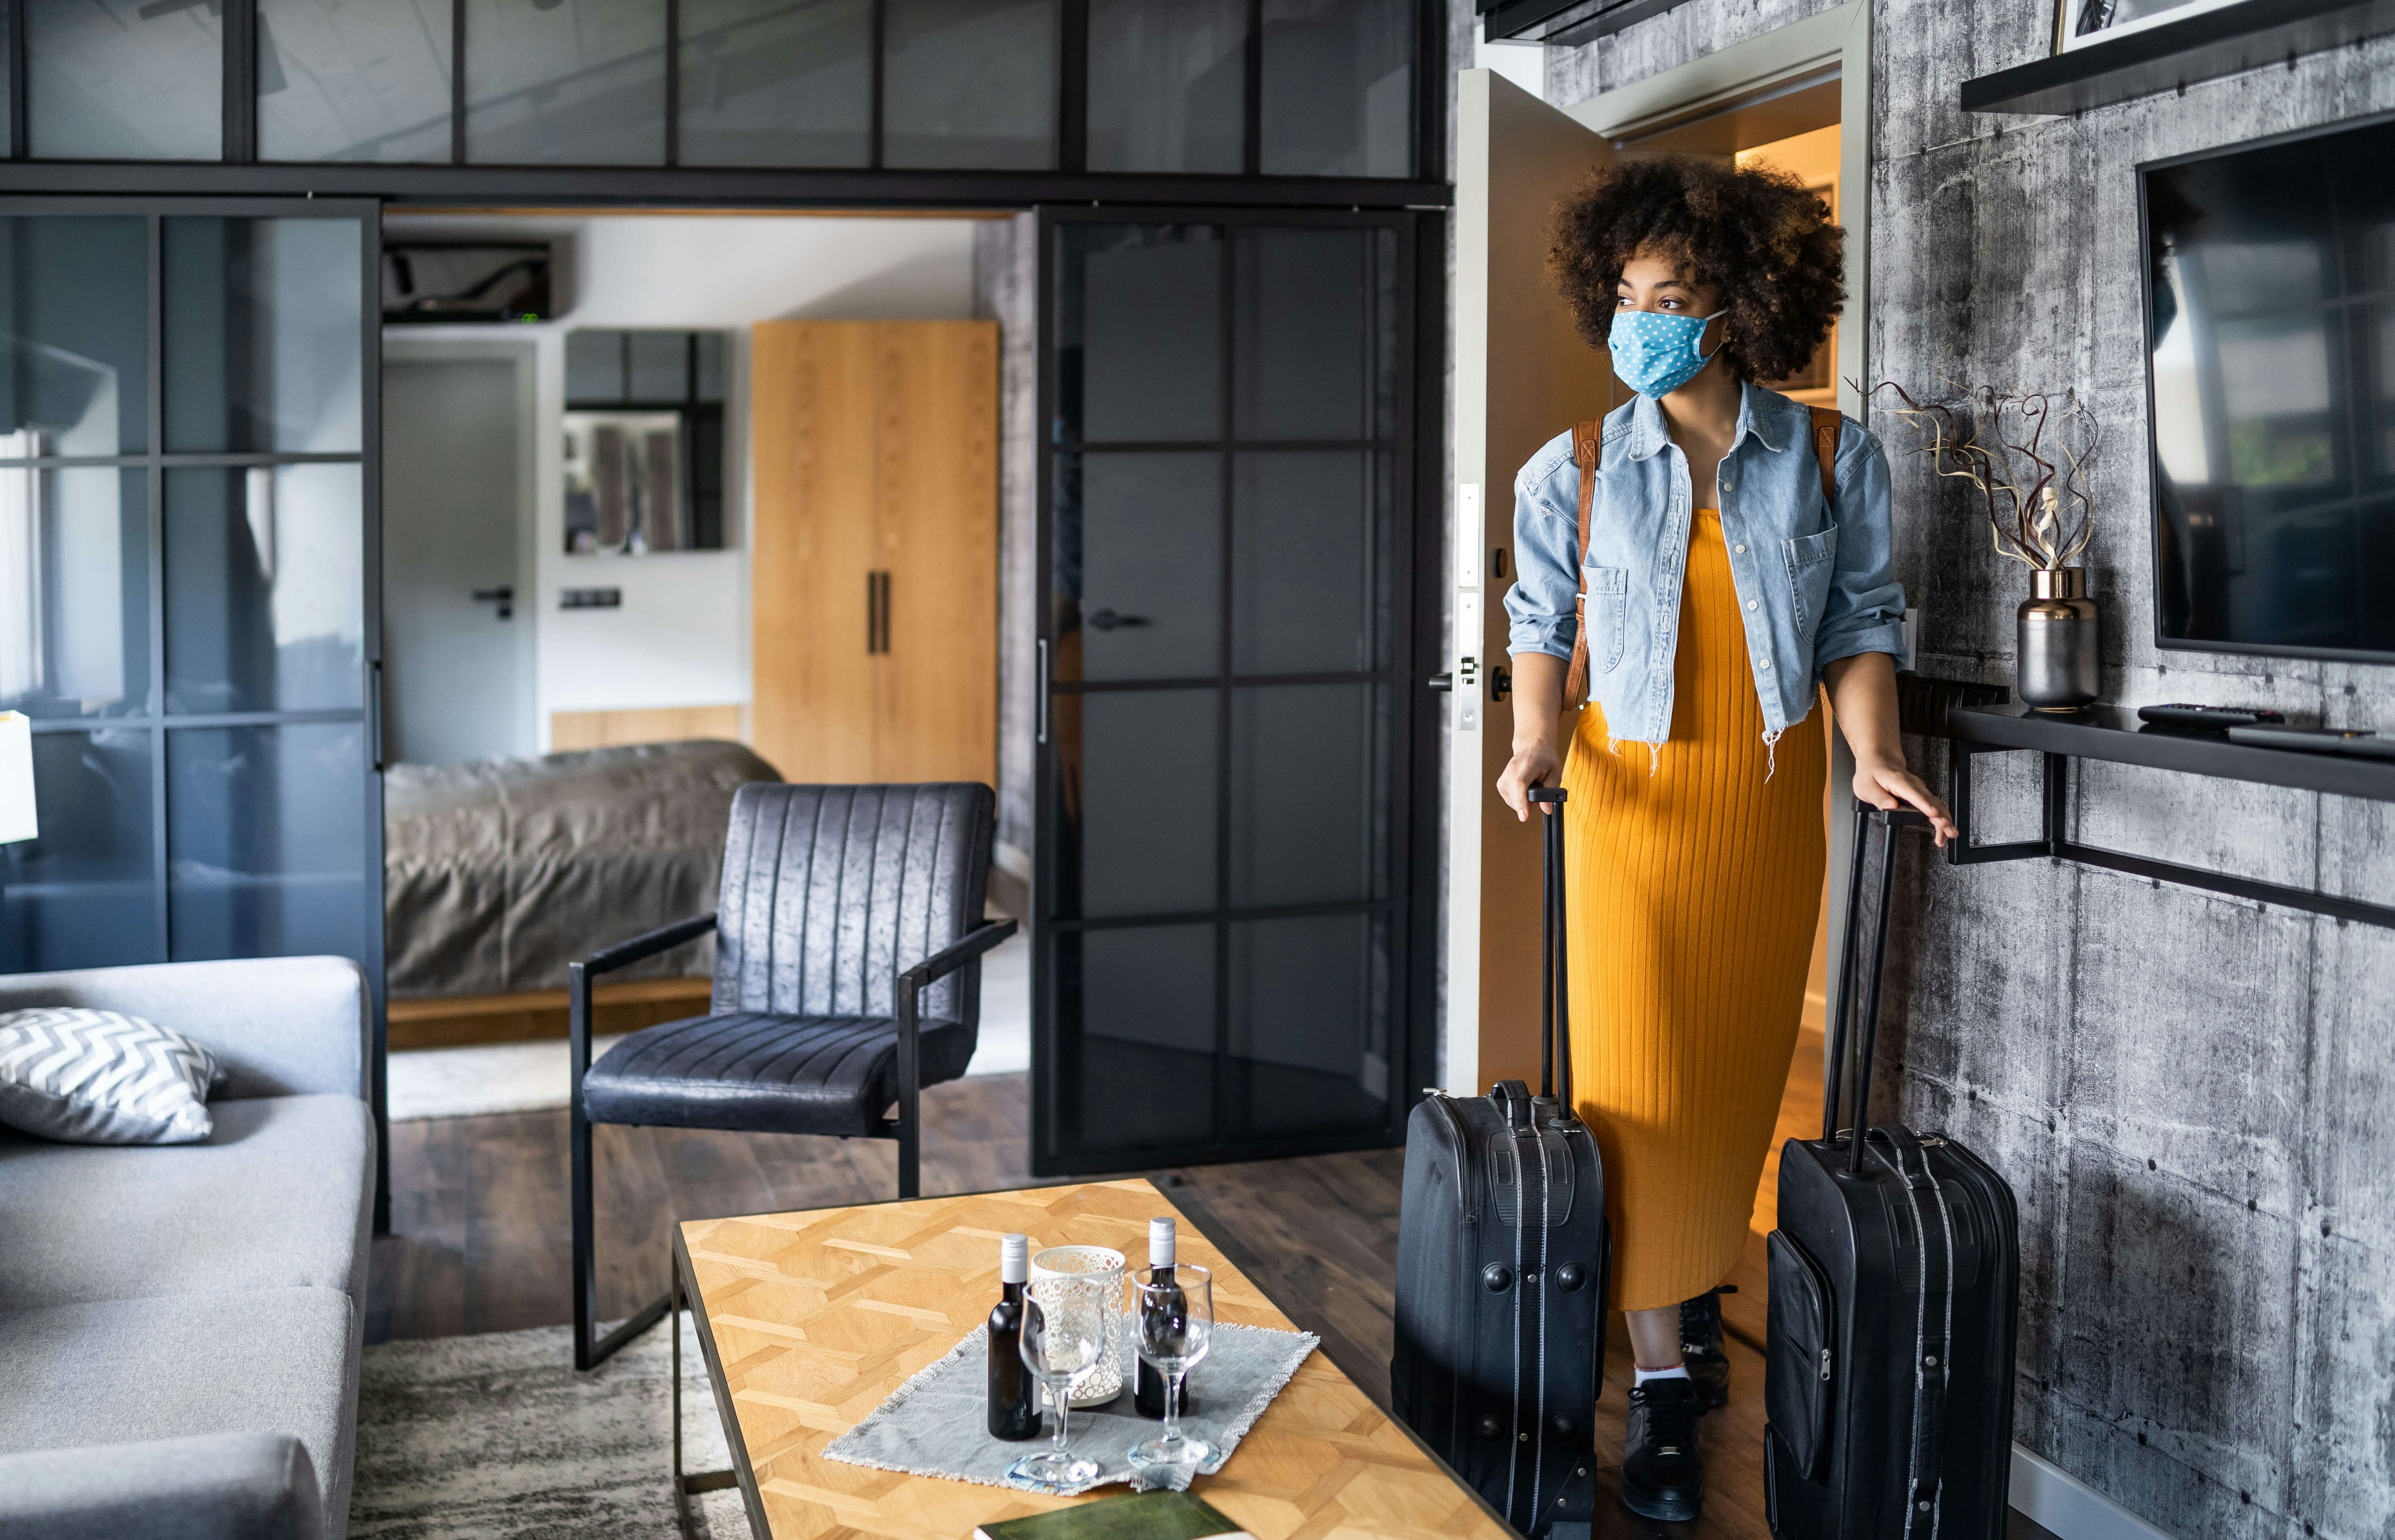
[1496,154,1956,1522]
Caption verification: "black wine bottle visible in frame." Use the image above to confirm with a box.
[1134,1215,1187,1419]
[987,1233,1040,1440]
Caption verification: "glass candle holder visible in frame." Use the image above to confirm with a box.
[1028,1244,1124,1408]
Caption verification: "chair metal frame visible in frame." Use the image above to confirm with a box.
[568,909,1018,1371]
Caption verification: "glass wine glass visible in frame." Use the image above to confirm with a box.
[1006,1294,1105,1492]
[1126,1263,1215,1472]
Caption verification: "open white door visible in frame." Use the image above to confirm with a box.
[1447,70,1620,1094]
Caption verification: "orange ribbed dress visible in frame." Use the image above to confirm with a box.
[1561,508,1827,1313]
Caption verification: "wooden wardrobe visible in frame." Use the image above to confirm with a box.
[749,320,998,786]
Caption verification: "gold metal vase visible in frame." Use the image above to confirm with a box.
[2015,567,2099,713]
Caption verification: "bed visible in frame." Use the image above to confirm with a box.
[383,739,781,1002]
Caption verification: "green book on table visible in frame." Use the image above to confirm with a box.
[972,1490,1252,1540]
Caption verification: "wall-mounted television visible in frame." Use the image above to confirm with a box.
[2141,112,2395,664]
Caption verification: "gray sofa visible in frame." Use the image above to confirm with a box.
[0,956,376,1540]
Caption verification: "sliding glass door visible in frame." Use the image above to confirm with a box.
[0,199,381,1083]
[1033,206,1427,1173]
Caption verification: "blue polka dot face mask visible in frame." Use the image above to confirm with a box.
[1608,307,1727,399]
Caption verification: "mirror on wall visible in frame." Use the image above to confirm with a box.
[561,329,726,553]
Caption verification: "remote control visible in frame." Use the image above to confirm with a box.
[2225,724,2395,759]
[2137,703,2286,730]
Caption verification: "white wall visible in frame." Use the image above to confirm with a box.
[379,212,983,748]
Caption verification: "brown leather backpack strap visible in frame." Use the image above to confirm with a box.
[1562,421,1600,708]
[1809,405,1841,510]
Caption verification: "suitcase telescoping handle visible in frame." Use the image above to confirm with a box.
[1822,801,1932,1176]
[1526,786,1572,1112]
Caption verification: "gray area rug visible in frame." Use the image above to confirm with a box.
[349,1318,751,1539]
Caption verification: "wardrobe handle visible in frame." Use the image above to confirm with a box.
[866,571,891,654]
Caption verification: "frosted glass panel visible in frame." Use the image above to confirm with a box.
[168,722,369,963]
[465,0,666,165]
[1070,689,1217,918]
[680,0,871,167]
[883,0,1058,170]
[0,217,149,457]
[1229,683,1384,907]
[1063,924,1215,1152]
[1231,451,1389,675]
[1259,0,1411,178]
[164,218,364,456]
[1057,225,1223,443]
[1229,913,1388,1135]
[0,728,157,972]
[164,465,365,716]
[1234,227,1397,441]
[28,0,223,161]
[1087,0,1244,174]
[1068,452,1221,682]
[0,469,148,720]
[258,0,453,163]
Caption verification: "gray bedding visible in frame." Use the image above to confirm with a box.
[382,740,781,1000]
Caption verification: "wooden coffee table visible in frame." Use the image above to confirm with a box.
[669,1178,1513,1539]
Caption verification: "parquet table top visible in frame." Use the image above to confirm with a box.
[675,1178,1511,1540]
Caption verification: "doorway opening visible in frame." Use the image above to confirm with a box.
[372,198,1431,1188]
[1609,79,1851,1351]
[1454,0,1871,1361]
[373,207,1033,1118]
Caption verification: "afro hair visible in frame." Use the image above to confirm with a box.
[1546,152,1845,386]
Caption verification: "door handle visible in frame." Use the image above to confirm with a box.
[1427,672,1454,691]
[866,571,891,654]
[471,586,514,620]
[368,659,385,770]
[1036,638,1049,745]
[1085,608,1149,632]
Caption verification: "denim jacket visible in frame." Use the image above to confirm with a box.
[1503,383,1906,747]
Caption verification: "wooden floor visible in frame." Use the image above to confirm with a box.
[372,1071,1783,1537]
[368,1054,2055,1539]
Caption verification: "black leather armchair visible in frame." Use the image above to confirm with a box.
[567,782,1016,1370]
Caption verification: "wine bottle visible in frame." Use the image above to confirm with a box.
[987,1233,1040,1440]
[1134,1216,1187,1419]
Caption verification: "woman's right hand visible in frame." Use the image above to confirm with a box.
[1497,741,1563,821]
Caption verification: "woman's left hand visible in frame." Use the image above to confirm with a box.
[1853,758,1959,848]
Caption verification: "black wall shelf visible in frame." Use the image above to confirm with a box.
[1928,704,2393,930]
[1960,0,2395,116]
[1950,706,2395,804]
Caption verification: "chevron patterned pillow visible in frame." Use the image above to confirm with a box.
[0,1008,224,1144]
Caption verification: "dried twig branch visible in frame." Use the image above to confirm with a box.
[1869,378,2100,572]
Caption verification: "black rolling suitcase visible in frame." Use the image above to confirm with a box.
[1391,786,1607,1537]
[1766,804,2021,1539]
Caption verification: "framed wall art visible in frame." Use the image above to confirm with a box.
[2054,0,2253,52]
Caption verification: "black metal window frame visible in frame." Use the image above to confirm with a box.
[3,192,388,1212]
[0,0,1449,213]
[1030,201,1447,1175]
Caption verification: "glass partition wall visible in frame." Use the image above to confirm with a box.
[0,199,380,1084]
[0,0,1432,187]
[0,6,1441,1192]
[1035,209,1423,1172]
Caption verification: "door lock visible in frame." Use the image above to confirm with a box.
[471,586,514,620]
[1490,665,1512,701]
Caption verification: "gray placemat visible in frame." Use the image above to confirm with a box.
[822,1320,1319,1496]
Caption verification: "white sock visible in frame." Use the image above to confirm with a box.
[1634,1363,1690,1388]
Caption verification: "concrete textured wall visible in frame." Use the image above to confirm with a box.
[1543,6,2395,1536]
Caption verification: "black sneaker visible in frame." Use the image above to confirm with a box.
[1620,1376,1705,1522]
[1679,1284,1736,1412]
